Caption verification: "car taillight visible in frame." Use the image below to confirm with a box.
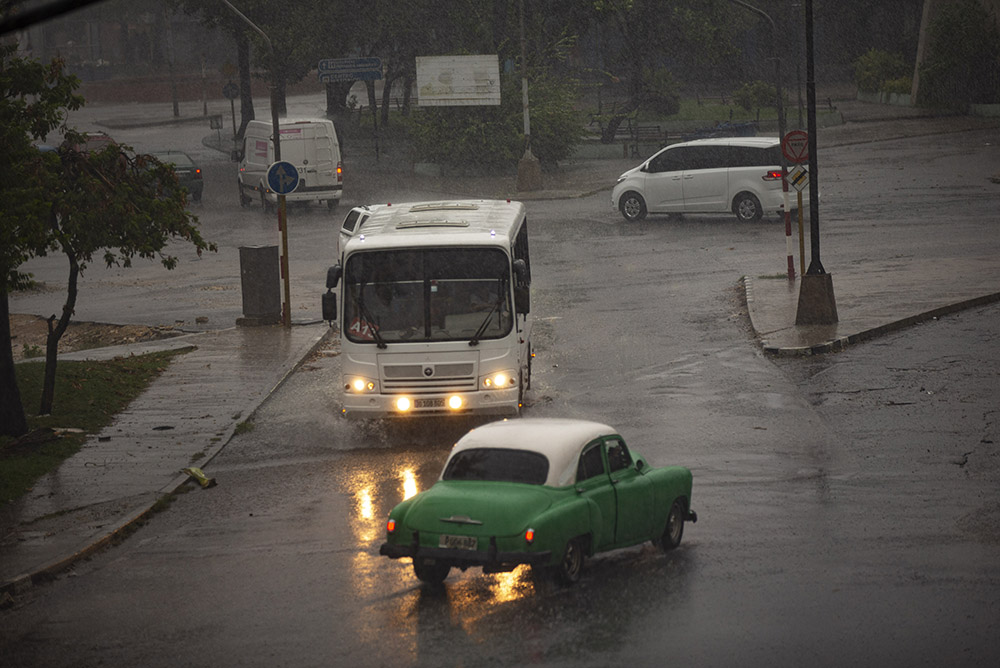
[524,528,535,544]
[387,518,396,533]
[336,161,343,183]
[763,170,783,181]
[194,168,202,179]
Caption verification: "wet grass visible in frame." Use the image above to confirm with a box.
[0,348,192,506]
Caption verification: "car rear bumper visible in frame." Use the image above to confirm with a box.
[380,540,551,573]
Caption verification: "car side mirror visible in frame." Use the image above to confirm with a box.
[635,459,645,472]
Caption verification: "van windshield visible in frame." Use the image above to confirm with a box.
[343,248,513,344]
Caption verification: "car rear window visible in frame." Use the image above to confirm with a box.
[443,448,549,485]
[730,145,781,167]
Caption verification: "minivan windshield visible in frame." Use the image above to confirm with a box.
[343,247,513,344]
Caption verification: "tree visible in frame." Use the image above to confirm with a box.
[593,0,737,142]
[31,133,216,415]
[917,0,1000,108]
[0,43,83,437]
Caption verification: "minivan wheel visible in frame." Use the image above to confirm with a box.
[733,192,763,223]
[619,191,647,221]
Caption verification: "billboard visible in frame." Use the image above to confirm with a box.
[415,55,501,107]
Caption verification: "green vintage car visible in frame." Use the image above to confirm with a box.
[379,418,697,584]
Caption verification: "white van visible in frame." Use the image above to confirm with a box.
[612,137,807,223]
[238,118,342,210]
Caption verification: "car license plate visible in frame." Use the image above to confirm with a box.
[414,398,445,408]
[439,534,477,550]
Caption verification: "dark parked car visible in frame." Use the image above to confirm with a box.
[148,150,203,202]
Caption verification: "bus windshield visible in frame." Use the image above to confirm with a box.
[343,247,513,344]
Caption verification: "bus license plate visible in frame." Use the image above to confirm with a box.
[439,534,477,550]
[415,398,445,408]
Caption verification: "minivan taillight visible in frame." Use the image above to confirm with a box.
[337,161,343,183]
[762,170,783,181]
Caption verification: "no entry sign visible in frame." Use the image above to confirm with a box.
[782,130,809,164]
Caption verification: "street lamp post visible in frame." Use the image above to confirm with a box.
[221,1,292,328]
[516,0,541,191]
[728,0,793,280]
[794,0,838,325]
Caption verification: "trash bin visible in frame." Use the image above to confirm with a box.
[237,245,282,326]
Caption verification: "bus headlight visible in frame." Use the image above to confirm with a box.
[448,395,463,410]
[480,370,517,389]
[395,397,411,412]
[345,377,377,393]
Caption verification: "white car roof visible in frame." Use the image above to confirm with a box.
[446,418,617,487]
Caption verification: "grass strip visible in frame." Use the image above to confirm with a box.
[0,348,192,506]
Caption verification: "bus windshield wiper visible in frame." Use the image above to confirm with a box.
[357,293,387,349]
[468,298,501,346]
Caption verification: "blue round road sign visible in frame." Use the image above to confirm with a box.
[266,161,300,195]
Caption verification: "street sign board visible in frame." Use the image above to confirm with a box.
[788,164,809,191]
[318,57,382,83]
[782,130,809,164]
[266,161,299,195]
[222,82,239,100]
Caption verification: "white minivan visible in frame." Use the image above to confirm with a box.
[612,137,804,223]
[238,118,343,210]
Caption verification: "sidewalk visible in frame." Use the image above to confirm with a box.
[1,324,329,595]
[3,94,1000,597]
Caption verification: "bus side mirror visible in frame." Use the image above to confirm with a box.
[513,259,529,285]
[326,265,342,289]
[515,286,530,315]
[322,291,337,322]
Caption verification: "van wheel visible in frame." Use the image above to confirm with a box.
[619,191,647,221]
[733,192,763,223]
[260,190,274,214]
[327,199,339,211]
[238,182,252,207]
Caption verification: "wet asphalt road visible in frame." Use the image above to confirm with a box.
[2,129,999,666]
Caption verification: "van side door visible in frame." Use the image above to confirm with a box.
[680,143,732,212]
[642,146,686,213]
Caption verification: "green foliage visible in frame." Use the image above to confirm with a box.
[918,0,1000,108]
[883,76,913,96]
[853,49,909,93]
[733,80,779,112]
[637,68,681,116]
[408,71,583,169]
[0,44,84,293]
[0,349,190,506]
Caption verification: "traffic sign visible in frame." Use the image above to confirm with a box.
[788,164,809,191]
[318,57,382,83]
[782,130,809,164]
[266,161,299,195]
[222,82,239,100]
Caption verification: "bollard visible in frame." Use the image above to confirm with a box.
[237,245,282,326]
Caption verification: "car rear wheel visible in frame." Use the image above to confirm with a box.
[556,537,585,584]
[413,559,450,585]
[659,500,685,551]
[733,192,763,223]
[619,191,647,222]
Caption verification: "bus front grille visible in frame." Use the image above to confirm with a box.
[381,362,477,393]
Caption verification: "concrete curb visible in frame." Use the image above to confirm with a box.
[747,280,1000,357]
